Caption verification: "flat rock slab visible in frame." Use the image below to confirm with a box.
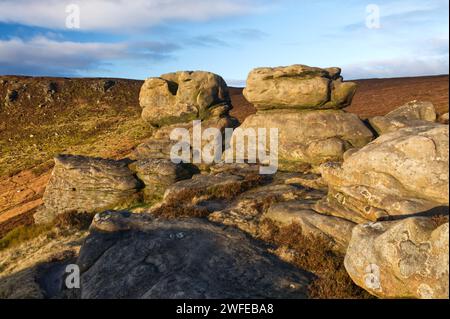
[77,212,312,299]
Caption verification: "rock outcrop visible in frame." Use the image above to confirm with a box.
[34,155,141,224]
[439,112,449,124]
[369,101,437,135]
[345,217,449,299]
[233,109,373,170]
[129,159,198,202]
[76,211,311,299]
[232,65,372,171]
[140,71,231,127]
[264,201,356,252]
[243,65,357,110]
[208,170,326,237]
[136,71,238,171]
[316,124,449,223]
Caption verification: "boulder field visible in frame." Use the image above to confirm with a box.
[32,64,449,299]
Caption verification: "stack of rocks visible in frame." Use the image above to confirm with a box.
[231,64,374,172]
[134,71,239,166]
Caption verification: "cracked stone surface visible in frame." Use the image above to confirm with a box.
[76,211,312,299]
[344,217,449,299]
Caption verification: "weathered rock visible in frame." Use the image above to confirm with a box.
[439,112,449,125]
[209,178,325,236]
[384,101,436,121]
[231,109,373,170]
[77,212,312,299]
[316,124,449,223]
[162,170,263,207]
[140,71,231,127]
[264,201,356,252]
[369,101,437,135]
[133,116,239,168]
[345,217,449,299]
[243,65,357,110]
[34,155,141,224]
[129,159,198,203]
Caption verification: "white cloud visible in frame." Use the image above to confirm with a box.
[0,36,178,76]
[0,0,267,31]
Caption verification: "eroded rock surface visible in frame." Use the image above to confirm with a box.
[208,172,326,236]
[264,201,356,252]
[77,212,312,299]
[231,109,373,170]
[345,217,449,299]
[243,65,357,110]
[129,159,198,202]
[140,71,231,126]
[369,101,437,135]
[34,155,141,224]
[316,124,449,223]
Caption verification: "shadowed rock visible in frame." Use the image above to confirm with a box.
[76,212,312,299]
[129,159,198,202]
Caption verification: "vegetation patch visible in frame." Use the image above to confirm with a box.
[259,220,374,299]
[151,203,210,219]
[0,211,94,252]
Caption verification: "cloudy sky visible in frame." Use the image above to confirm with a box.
[0,0,448,84]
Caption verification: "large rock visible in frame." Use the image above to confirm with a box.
[140,71,231,127]
[439,112,449,125]
[128,159,198,203]
[316,124,449,223]
[34,155,141,224]
[345,217,449,299]
[76,212,311,299]
[231,109,373,170]
[264,201,356,252]
[369,101,437,135]
[243,65,357,110]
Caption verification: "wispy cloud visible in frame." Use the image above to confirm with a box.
[343,55,449,79]
[0,0,269,32]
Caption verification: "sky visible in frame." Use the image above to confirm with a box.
[0,0,448,85]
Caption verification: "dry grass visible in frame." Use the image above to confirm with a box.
[151,203,210,219]
[0,223,54,252]
[259,220,374,299]
[0,211,94,252]
[431,214,449,228]
[153,173,264,219]
[53,211,95,231]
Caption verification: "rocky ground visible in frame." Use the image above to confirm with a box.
[0,69,448,299]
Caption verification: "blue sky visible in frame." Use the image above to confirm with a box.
[0,0,448,85]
